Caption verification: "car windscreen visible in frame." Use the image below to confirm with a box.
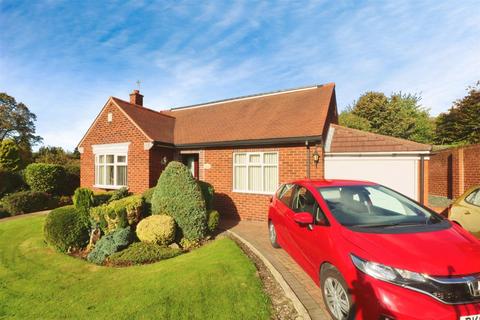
[317,185,444,228]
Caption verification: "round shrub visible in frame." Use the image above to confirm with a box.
[108,242,182,266]
[207,210,220,233]
[24,163,66,195]
[151,161,207,240]
[44,205,89,252]
[2,190,54,215]
[136,215,176,245]
[87,227,132,265]
[198,180,215,211]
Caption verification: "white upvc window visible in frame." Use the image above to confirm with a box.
[233,152,279,194]
[92,143,129,189]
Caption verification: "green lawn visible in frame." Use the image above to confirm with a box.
[0,215,270,319]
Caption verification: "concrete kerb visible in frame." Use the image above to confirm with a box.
[225,229,312,320]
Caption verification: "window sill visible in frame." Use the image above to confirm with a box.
[93,184,127,190]
[232,190,275,196]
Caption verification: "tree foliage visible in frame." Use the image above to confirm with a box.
[340,91,435,144]
[435,81,480,145]
[0,139,21,171]
[0,93,42,146]
[34,146,79,166]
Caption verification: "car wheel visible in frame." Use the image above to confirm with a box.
[268,221,281,248]
[321,265,354,320]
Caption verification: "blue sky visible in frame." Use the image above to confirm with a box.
[1,0,479,150]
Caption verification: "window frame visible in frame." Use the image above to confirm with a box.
[232,151,279,195]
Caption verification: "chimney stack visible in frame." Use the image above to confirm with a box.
[129,90,143,106]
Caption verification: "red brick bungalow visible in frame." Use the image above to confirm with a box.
[77,84,431,221]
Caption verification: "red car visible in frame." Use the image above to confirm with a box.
[268,179,480,320]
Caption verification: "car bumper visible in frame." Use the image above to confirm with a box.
[353,272,480,319]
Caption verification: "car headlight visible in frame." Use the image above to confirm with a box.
[351,254,427,285]
[350,254,480,304]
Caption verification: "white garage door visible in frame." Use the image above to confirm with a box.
[324,157,419,200]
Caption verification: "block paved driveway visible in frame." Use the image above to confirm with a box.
[221,219,331,320]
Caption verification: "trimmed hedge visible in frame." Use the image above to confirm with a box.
[151,161,207,240]
[0,207,10,219]
[108,242,182,266]
[1,191,55,215]
[64,165,80,196]
[207,210,220,233]
[198,180,215,211]
[87,227,133,265]
[136,215,176,245]
[43,205,89,252]
[90,195,143,233]
[0,169,25,197]
[24,163,66,195]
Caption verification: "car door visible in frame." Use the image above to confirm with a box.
[458,188,480,237]
[272,183,296,250]
[286,185,332,279]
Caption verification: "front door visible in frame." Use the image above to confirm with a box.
[182,154,199,179]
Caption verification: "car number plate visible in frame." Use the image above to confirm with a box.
[461,315,480,320]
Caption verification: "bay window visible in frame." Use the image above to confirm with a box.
[92,143,129,189]
[233,152,279,194]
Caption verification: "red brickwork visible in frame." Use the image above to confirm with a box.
[79,101,152,193]
[429,144,480,198]
[201,145,324,222]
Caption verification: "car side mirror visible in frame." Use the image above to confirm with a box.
[293,212,314,225]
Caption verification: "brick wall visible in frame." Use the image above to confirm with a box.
[201,144,324,222]
[79,101,152,193]
[429,144,480,199]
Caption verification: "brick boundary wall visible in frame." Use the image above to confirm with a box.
[429,144,480,199]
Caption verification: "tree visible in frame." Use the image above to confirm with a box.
[34,146,79,166]
[340,91,435,144]
[435,81,480,145]
[0,93,42,146]
[0,139,21,171]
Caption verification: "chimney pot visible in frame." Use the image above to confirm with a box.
[129,90,144,106]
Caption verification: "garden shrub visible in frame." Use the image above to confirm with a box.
[0,139,21,172]
[44,205,90,252]
[73,188,94,223]
[110,187,130,202]
[136,215,176,245]
[56,195,73,207]
[87,227,133,265]
[0,169,26,197]
[2,191,54,215]
[93,191,114,206]
[90,195,143,233]
[207,210,220,233]
[198,180,215,211]
[108,242,182,266]
[151,161,207,240]
[179,238,201,251]
[64,164,80,196]
[142,187,155,216]
[24,163,66,195]
[0,207,10,219]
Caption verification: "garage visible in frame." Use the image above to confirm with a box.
[324,124,431,203]
[325,156,420,199]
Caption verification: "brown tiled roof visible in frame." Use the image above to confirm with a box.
[328,124,431,153]
[112,97,175,144]
[163,84,335,145]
